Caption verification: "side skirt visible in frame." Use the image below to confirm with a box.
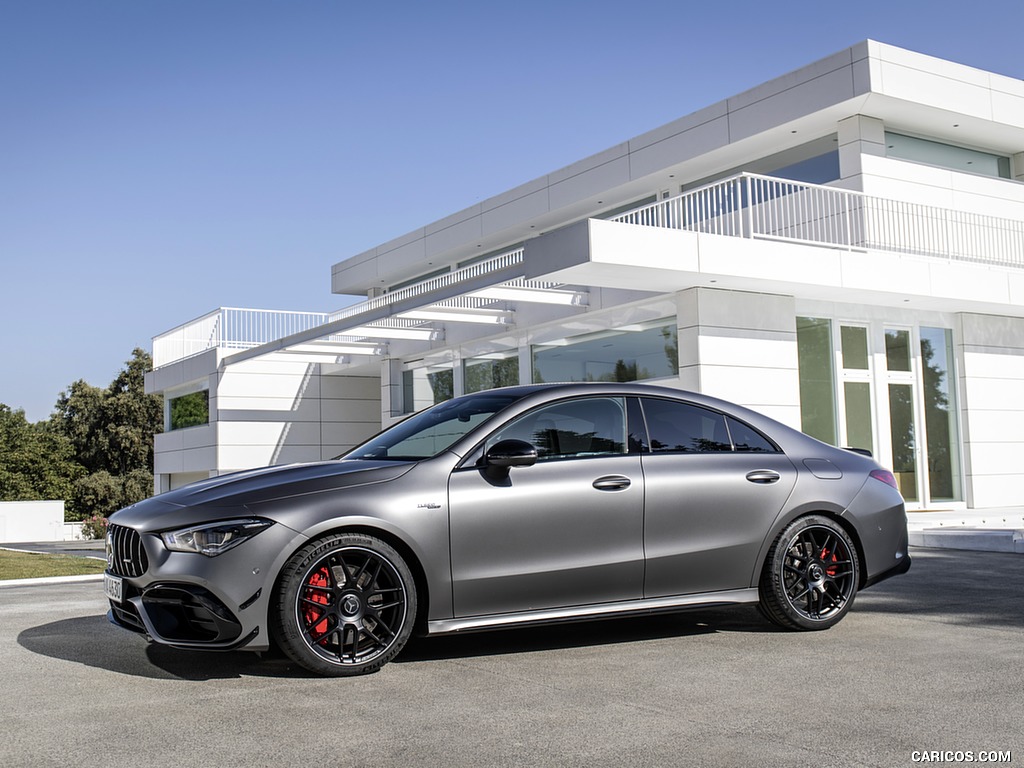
[427,588,760,635]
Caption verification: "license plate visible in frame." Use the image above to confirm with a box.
[104,573,123,603]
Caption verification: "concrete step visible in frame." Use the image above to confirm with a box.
[909,527,1024,554]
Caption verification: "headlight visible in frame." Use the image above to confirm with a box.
[160,519,274,557]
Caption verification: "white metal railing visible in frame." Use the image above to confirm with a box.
[153,308,332,368]
[327,248,525,323]
[612,173,1024,268]
[153,249,526,369]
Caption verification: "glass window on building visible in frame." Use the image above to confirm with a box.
[887,382,918,502]
[169,390,209,431]
[768,150,841,185]
[840,326,870,370]
[532,319,678,385]
[840,325,873,454]
[464,351,519,394]
[402,365,453,414]
[885,132,1012,179]
[885,329,912,372]
[920,327,961,501]
[796,317,837,444]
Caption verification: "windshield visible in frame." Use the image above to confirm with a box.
[342,392,524,461]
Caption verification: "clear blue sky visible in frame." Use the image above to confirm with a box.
[2,0,1022,421]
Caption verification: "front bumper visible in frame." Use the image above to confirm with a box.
[107,580,260,649]
[104,518,306,652]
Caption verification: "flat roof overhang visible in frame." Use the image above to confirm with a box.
[524,218,1024,318]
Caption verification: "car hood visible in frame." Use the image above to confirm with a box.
[110,460,415,531]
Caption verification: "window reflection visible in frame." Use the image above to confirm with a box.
[796,317,837,444]
[532,320,678,385]
[403,366,453,414]
[464,352,519,394]
[920,328,961,501]
[885,330,912,372]
[886,132,1011,179]
[641,398,776,453]
[488,398,626,460]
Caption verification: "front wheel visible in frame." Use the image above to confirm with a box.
[758,515,859,631]
[271,533,417,676]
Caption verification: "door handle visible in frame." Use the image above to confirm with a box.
[593,475,631,491]
[746,470,781,484]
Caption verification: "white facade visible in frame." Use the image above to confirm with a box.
[146,41,1024,509]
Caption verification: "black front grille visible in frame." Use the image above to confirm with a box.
[107,524,149,577]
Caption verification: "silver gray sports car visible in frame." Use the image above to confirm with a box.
[105,382,910,676]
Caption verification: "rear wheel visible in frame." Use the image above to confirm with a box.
[759,515,859,631]
[271,533,416,676]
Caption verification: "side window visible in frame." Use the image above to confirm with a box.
[726,416,778,453]
[487,397,626,460]
[640,398,732,453]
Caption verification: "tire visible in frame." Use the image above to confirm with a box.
[271,533,417,676]
[758,515,859,631]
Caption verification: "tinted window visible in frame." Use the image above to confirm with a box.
[641,398,731,453]
[726,416,778,453]
[345,393,522,461]
[488,397,626,460]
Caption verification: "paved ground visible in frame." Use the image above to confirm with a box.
[1,547,1021,768]
[2,539,106,558]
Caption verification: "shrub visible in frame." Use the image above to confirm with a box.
[82,514,109,540]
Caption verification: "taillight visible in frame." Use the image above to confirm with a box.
[869,469,899,490]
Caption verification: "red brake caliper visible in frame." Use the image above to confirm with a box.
[303,567,331,645]
[821,545,839,577]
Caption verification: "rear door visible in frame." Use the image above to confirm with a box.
[638,397,797,597]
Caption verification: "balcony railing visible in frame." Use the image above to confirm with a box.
[153,250,526,368]
[153,308,332,368]
[612,172,1024,269]
[154,174,1024,370]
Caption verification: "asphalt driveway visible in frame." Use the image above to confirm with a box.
[1,547,1021,767]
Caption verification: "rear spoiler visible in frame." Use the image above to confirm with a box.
[843,447,873,458]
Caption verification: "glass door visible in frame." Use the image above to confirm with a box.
[918,327,961,503]
[837,325,874,455]
[882,328,919,503]
[797,317,963,508]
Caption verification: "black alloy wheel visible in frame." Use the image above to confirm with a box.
[759,515,859,631]
[272,533,416,676]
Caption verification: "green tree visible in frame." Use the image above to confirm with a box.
[0,405,82,502]
[51,348,164,519]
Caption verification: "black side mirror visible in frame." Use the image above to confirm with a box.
[483,439,538,479]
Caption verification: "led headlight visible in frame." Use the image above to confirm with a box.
[160,518,273,557]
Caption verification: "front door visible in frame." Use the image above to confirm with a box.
[447,396,644,617]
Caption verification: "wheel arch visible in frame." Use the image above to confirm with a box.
[752,506,868,590]
[269,522,432,634]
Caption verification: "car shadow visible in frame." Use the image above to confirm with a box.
[16,615,316,681]
[395,605,779,664]
[17,606,778,680]
[25,549,1013,680]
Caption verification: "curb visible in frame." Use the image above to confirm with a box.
[0,574,105,588]
[909,528,1024,554]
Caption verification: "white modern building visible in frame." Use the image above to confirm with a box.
[146,41,1024,511]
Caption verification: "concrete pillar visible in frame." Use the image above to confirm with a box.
[955,313,1024,508]
[380,358,404,428]
[837,115,886,184]
[675,288,801,429]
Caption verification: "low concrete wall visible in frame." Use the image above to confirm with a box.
[0,501,70,543]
